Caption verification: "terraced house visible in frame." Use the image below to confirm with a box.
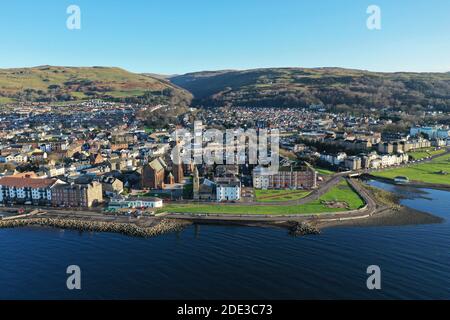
[0,176,62,205]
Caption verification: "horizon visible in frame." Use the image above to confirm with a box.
[0,0,449,74]
[1,64,449,76]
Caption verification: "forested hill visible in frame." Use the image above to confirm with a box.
[170,68,450,111]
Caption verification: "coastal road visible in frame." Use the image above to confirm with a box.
[346,178,376,215]
[164,177,378,222]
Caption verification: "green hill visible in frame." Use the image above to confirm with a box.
[170,67,450,111]
[0,66,192,106]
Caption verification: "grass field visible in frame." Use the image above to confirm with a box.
[255,189,310,202]
[0,66,191,103]
[408,148,445,160]
[372,152,450,185]
[162,180,364,215]
[0,96,13,104]
[104,89,146,98]
[314,167,335,175]
[279,148,298,160]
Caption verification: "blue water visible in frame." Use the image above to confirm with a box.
[1,181,449,299]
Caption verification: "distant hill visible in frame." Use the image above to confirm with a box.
[170,67,450,111]
[0,66,192,106]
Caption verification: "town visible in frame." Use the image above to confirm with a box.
[0,100,448,219]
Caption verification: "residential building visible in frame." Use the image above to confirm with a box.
[44,165,66,178]
[410,126,450,139]
[0,176,60,205]
[216,178,241,202]
[378,142,394,154]
[4,153,28,163]
[51,181,103,208]
[344,156,362,170]
[320,152,347,166]
[380,153,409,167]
[99,176,124,196]
[253,163,317,190]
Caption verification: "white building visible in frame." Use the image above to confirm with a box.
[252,166,270,189]
[216,181,241,202]
[0,176,63,205]
[109,196,163,209]
[410,126,450,139]
[4,153,28,163]
[320,152,347,166]
[127,197,163,208]
[380,154,409,168]
[45,165,66,178]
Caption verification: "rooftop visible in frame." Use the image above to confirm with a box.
[0,177,56,188]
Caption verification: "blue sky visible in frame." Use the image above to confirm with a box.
[0,0,449,74]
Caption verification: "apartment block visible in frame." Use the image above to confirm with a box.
[51,181,103,208]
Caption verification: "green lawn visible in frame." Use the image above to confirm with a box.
[279,148,298,160]
[319,180,365,208]
[372,152,450,185]
[70,92,88,99]
[0,66,178,104]
[0,96,13,104]
[255,189,310,202]
[104,89,146,98]
[408,148,445,160]
[162,180,364,215]
[314,167,335,175]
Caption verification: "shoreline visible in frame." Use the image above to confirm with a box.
[366,175,450,192]
[312,206,444,230]
[187,205,444,233]
[0,179,446,237]
[0,203,442,237]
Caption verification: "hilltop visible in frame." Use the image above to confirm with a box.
[0,66,192,106]
[2,66,449,114]
[170,67,450,111]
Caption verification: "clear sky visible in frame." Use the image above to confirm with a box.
[0,0,449,74]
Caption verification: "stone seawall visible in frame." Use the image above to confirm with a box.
[0,218,190,238]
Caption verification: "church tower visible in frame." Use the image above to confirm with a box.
[193,165,200,201]
[172,144,184,183]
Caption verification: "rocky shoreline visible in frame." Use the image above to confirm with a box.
[0,217,191,238]
[314,206,444,229]
[287,221,321,236]
[0,181,444,238]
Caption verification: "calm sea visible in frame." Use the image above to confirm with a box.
[1,181,449,299]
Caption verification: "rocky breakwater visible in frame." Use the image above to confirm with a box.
[288,221,321,236]
[0,217,191,238]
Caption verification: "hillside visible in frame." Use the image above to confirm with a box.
[0,66,192,106]
[170,68,450,111]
